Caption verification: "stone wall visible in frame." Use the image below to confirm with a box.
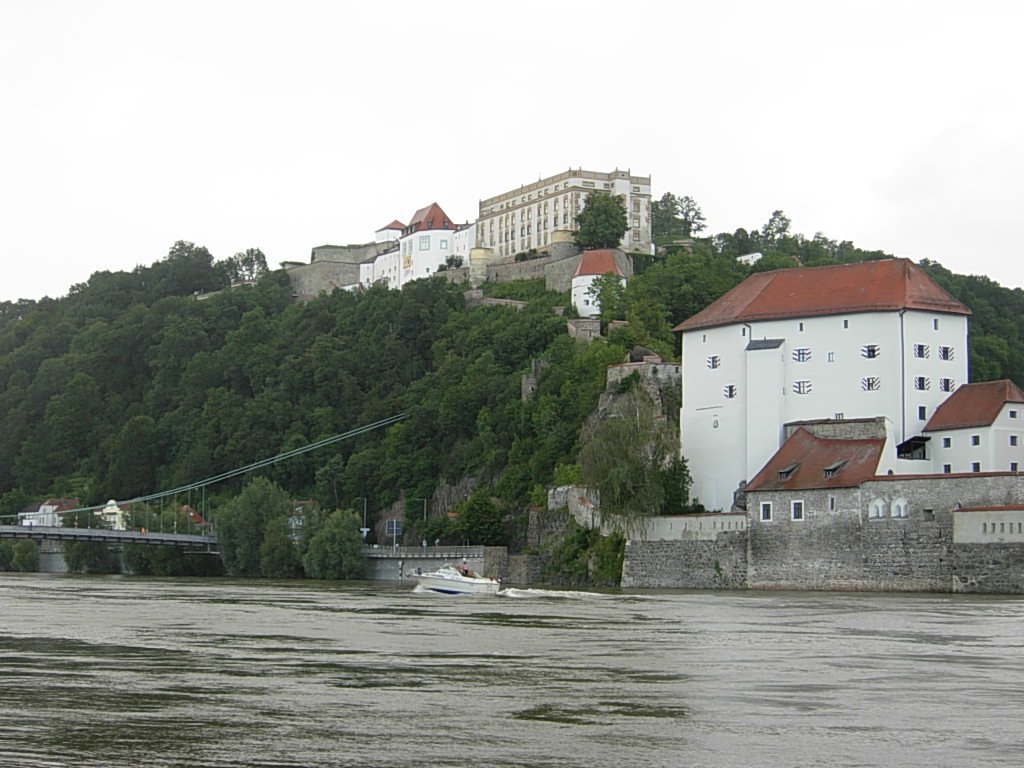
[287,261,360,301]
[621,534,747,589]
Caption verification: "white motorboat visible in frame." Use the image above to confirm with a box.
[416,564,500,595]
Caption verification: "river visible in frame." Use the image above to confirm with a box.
[1,575,1022,767]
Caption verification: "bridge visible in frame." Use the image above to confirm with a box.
[0,525,219,553]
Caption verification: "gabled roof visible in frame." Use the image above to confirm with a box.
[923,379,1024,431]
[574,249,624,278]
[746,428,885,492]
[406,203,453,232]
[377,220,405,232]
[674,259,971,332]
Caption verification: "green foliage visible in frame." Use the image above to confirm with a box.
[223,248,269,284]
[541,522,623,587]
[454,488,505,546]
[303,509,365,580]
[552,463,581,486]
[260,516,303,578]
[652,193,706,239]
[579,387,682,536]
[0,540,13,570]
[63,540,121,574]
[585,273,625,325]
[11,540,40,572]
[575,192,628,250]
[216,477,293,577]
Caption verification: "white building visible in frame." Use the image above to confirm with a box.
[476,167,652,259]
[571,249,626,317]
[357,204,459,290]
[923,379,1024,474]
[675,259,972,511]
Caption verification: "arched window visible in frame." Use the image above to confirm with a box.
[891,498,909,518]
[869,499,886,519]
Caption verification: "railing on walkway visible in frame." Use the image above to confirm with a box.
[362,544,485,560]
[0,525,219,553]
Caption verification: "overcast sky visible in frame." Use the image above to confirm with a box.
[2,0,1021,302]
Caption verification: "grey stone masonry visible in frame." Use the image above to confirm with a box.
[622,535,747,589]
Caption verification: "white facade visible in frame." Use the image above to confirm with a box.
[398,228,453,286]
[451,223,475,268]
[476,168,652,259]
[681,309,969,510]
[928,403,1024,474]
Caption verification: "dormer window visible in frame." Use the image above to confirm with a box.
[778,462,799,480]
[823,460,847,478]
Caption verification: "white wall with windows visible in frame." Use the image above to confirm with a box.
[928,403,1024,473]
[680,309,970,510]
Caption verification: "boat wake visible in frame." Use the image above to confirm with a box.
[498,587,614,600]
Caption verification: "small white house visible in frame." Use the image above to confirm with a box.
[924,379,1024,474]
[571,249,626,317]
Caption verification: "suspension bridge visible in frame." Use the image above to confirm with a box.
[2,414,407,555]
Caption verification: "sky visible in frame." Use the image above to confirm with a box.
[1,0,1022,302]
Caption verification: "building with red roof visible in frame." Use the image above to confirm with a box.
[923,379,1024,474]
[676,259,973,511]
[570,249,626,317]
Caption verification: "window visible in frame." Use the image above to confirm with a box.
[791,500,805,521]
[891,498,908,518]
[823,460,845,478]
[914,376,930,391]
[834,412,845,420]
[1012,462,1019,472]
[862,376,880,391]
[798,322,805,332]
[793,380,812,395]
[793,348,811,362]
[933,318,940,330]
[760,502,772,521]
[724,384,737,399]
[861,344,880,359]
[918,406,927,420]
[942,437,952,448]
[940,378,955,392]
[943,464,952,474]
[972,435,981,446]
[829,495,836,511]
[419,236,430,251]
[914,344,930,358]
[843,319,849,329]
[938,346,954,360]
[1011,410,1019,419]
[869,499,886,518]
[972,462,981,472]
[827,351,836,363]
[1011,435,1019,447]
[707,355,720,369]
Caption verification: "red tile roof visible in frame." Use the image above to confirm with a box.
[923,379,1024,431]
[674,259,970,332]
[406,203,453,232]
[574,249,624,278]
[377,220,405,231]
[745,428,885,491]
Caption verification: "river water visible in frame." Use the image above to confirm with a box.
[1,575,1022,768]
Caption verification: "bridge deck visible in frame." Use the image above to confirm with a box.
[0,525,218,552]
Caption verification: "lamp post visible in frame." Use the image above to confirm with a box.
[353,497,368,540]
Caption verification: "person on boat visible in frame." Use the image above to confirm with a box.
[460,559,472,577]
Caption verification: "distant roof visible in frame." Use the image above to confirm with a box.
[746,428,885,492]
[746,338,784,351]
[574,249,624,278]
[674,259,971,332]
[924,379,1024,431]
[406,203,454,232]
[377,220,405,231]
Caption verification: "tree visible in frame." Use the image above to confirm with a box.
[260,516,303,578]
[585,273,626,325]
[579,387,683,536]
[63,540,120,574]
[216,477,293,577]
[11,540,39,572]
[454,488,505,546]
[223,248,269,284]
[678,195,706,237]
[303,509,365,580]
[575,192,628,249]
[760,210,792,244]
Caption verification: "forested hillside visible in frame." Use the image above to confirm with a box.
[2,218,1022,560]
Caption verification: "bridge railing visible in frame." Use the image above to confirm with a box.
[362,544,485,560]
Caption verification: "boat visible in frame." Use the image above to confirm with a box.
[416,564,500,595]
